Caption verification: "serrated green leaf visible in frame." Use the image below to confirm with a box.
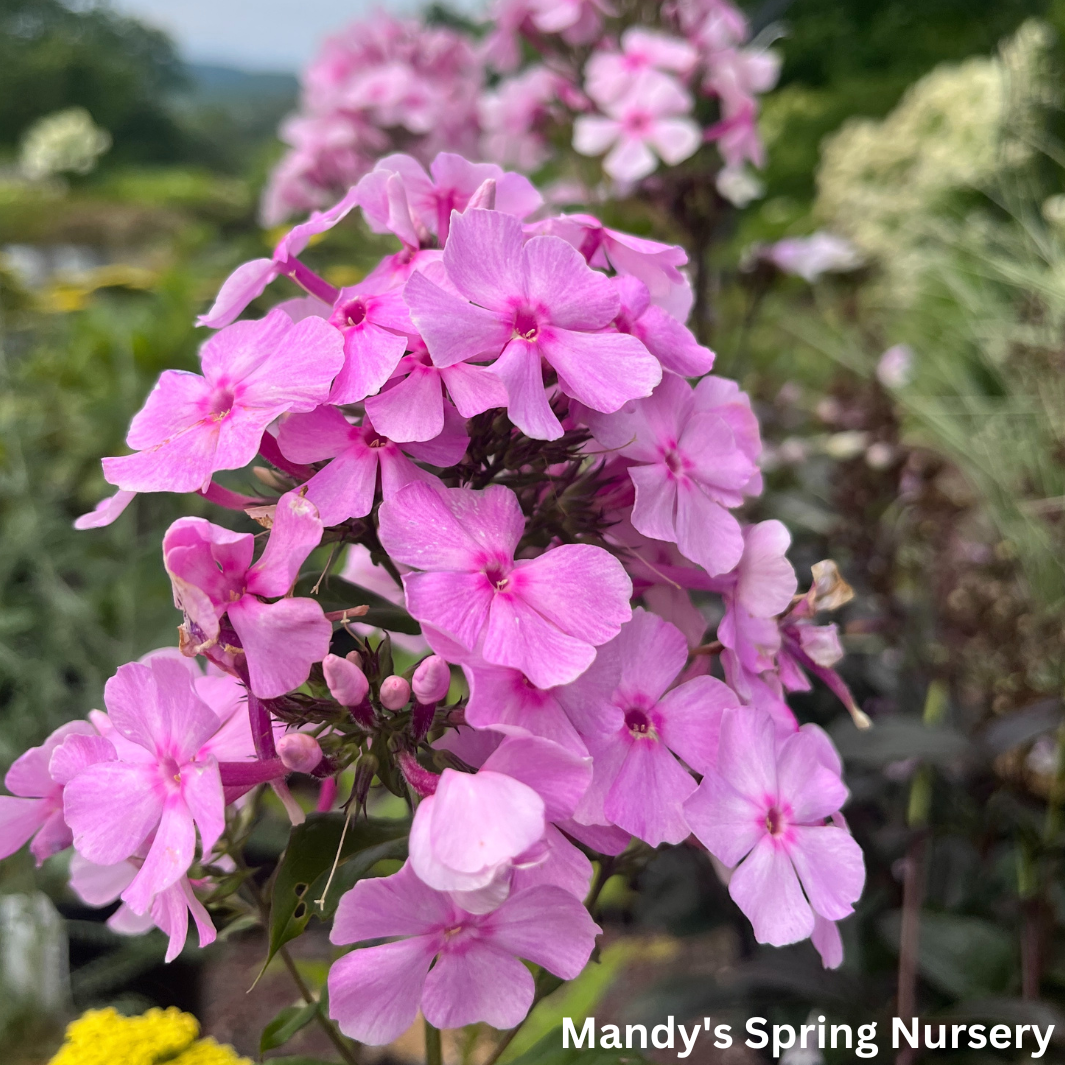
[260,1001,319,1053]
[264,813,409,974]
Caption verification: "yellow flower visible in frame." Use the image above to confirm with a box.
[48,1006,250,1065]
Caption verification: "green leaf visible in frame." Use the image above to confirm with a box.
[265,813,409,972]
[300,576,421,635]
[506,1027,648,1065]
[260,1001,319,1053]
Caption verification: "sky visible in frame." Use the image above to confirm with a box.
[111,0,484,72]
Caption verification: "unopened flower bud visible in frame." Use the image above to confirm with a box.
[323,653,368,706]
[380,675,411,710]
[277,732,323,774]
[412,656,450,704]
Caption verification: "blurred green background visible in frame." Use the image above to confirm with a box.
[4,0,1065,1060]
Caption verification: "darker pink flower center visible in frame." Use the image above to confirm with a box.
[209,387,236,421]
[624,707,655,737]
[512,306,540,341]
[341,298,367,327]
[662,447,690,479]
[622,109,653,136]
[484,563,511,591]
[765,806,785,836]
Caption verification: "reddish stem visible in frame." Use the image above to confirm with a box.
[248,689,278,761]
[258,431,316,482]
[198,481,267,510]
[219,758,286,787]
[283,258,340,306]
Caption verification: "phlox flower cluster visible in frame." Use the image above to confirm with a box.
[263,0,779,222]
[2,151,864,1047]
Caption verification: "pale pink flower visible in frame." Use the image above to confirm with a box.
[328,862,599,1043]
[74,489,136,530]
[585,29,697,107]
[412,656,451,704]
[276,404,466,527]
[379,482,632,688]
[69,852,216,963]
[766,233,863,283]
[583,373,756,575]
[528,0,613,43]
[574,70,700,182]
[102,310,343,495]
[63,657,227,915]
[557,609,738,846]
[405,208,661,440]
[692,374,763,495]
[479,66,561,171]
[732,521,798,618]
[684,708,864,946]
[0,721,101,865]
[612,275,714,377]
[163,491,330,698]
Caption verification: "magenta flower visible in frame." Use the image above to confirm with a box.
[69,852,216,963]
[0,721,101,865]
[613,275,715,377]
[102,310,344,494]
[584,373,756,576]
[63,656,226,915]
[585,28,697,107]
[199,186,362,328]
[404,208,661,440]
[374,152,543,244]
[557,609,738,846]
[163,491,331,698]
[378,482,632,688]
[573,70,700,182]
[683,707,865,946]
[328,862,599,1043]
[276,404,467,527]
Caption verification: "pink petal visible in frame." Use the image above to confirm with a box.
[515,544,633,649]
[489,338,562,440]
[404,271,511,369]
[510,825,593,899]
[329,937,438,1046]
[364,363,444,442]
[717,707,778,804]
[556,818,631,855]
[180,757,224,857]
[482,736,592,822]
[151,656,225,762]
[277,405,353,463]
[152,880,191,962]
[682,770,764,867]
[197,258,279,329]
[329,323,408,405]
[440,363,509,418]
[227,595,331,699]
[423,942,534,1031]
[122,794,196,912]
[6,721,96,796]
[103,423,220,494]
[812,914,844,969]
[521,236,618,330]
[69,853,136,906]
[49,735,116,785]
[648,117,701,165]
[608,608,687,703]
[775,730,849,823]
[730,835,815,946]
[332,860,456,944]
[484,883,601,978]
[404,572,494,650]
[300,444,379,526]
[573,115,622,157]
[630,465,680,544]
[245,491,324,599]
[443,209,525,314]
[674,483,744,576]
[0,797,48,860]
[633,304,715,376]
[64,761,163,865]
[541,328,661,414]
[682,413,757,495]
[74,489,138,530]
[125,370,212,451]
[402,402,469,466]
[788,826,865,921]
[605,737,695,846]
[30,807,74,864]
[656,675,735,773]
[737,521,797,618]
[604,135,658,182]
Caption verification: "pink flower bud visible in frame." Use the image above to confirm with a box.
[412,655,451,704]
[277,732,323,774]
[380,675,411,710]
[323,653,369,706]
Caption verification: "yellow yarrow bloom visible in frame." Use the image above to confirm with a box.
[48,1006,250,1065]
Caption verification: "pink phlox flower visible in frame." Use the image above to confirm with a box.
[409,735,590,906]
[479,66,561,171]
[74,489,137,530]
[62,656,227,916]
[574,69,700,182]
[0,720,103,865]
[703,45,780,111]
[528,0,614,43]
[683,707,864,947]
[585,28,698,107]
[693,374,763,495]
[405,208,661,440]
[557,608,739,847]
[364,344,508,443]
[276,404,466,527]
[718,600,781,700]
[673,0,748,50]
[328,861,600,1043]
[378,482,632,688]
[69,851,216,963]
[374,152,543,245]
[199,186,362,328]
[582,373,755,575]
[730,521,798,618]
[529,213,693,320]
[339,544,429,655]
[102,309,344,495]
[612,275,714,376]
[163,491,331,698]
[765,233,863,283]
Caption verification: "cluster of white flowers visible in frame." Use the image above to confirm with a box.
[19,108,112,182]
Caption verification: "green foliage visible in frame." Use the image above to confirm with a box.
[260,994,326,1053]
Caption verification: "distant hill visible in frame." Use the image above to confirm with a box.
[182,63,299,106]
